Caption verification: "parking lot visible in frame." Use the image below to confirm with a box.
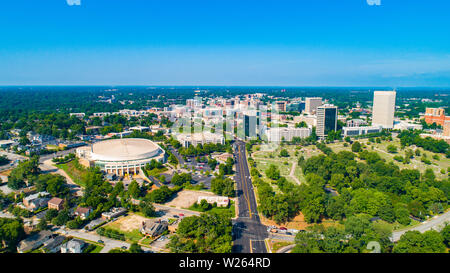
[0,151,27,171]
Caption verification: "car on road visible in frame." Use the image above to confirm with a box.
[179,213,185,217]
[173,215,179,218]
[121,246,127,250]
[97,240,104,244]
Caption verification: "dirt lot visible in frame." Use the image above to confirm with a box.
[105,214,149,232]
[0,170,11,177]
[164,189,220,209]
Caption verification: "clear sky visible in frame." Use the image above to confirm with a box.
[1,0,449,86]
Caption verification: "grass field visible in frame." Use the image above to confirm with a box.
[251,144,309,188]
[56,160,87,187]
[269,240,293,253]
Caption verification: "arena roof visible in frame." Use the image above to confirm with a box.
[91,138,162,162]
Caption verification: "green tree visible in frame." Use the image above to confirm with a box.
[351,141,362,153]
[128,180,141,199]
[265,164,280,180]
[129,242,144,253]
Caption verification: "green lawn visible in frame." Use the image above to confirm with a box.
[56,160,87,187]
[103,224,144,243]
[145,167,168,177]
[86,244,104,253]
[140,236,154,246]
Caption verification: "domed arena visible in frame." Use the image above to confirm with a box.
[76,138,165,175]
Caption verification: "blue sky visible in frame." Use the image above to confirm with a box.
[0,0,449,86]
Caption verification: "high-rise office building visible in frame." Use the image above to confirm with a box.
[316,105,337,137]
[372,91,396,129]
[305,97,323,114]
[244,113,260,139]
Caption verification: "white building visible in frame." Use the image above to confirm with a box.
[266,127,311,142]
[346,119,367,127]
[76,138,165,175]
[342,125,383,137]
[372,91,396,129]
[176,132,225,148]
[129,126,150,132]
[197,196,229,207]
[393,120,423,131]
[60,239,86,253]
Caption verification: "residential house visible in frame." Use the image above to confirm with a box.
[17,230,53,253]
[22,192,51,211]
[42,235,66,253]
[47,197,64,211]
[74,207,93,220]
[140,219,169,237]
[60,239,86,253]
[101,207,127,220]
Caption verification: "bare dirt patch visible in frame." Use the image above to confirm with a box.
[260,212,339,230]
[164,189,219,209]
[105,214,149,232]
[0,170,11,177]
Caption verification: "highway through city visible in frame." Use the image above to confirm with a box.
[232,140,268,253]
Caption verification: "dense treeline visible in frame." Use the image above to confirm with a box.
[300,149,448,222]
[168,212,233,253]
[398,130,450,157]
[292,216,449,253]
[253,144,449,225]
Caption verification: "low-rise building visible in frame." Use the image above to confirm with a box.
[61,239,86,253]
[69,113,86,119]
[346,119,367,127]
[47,197,64,211]
[141,219,169,237]
[74,207,93,220]
[84,218,107,231]
[129,126,150,132]
[101,207,127,220]
[42,235,66,253]
[197,196,229,207]
[17,230,53,253]
[266,127,311,142]
[176,132,225,148]
[393,120,423,131]
[342,125,383,137]
[22,192,51,211]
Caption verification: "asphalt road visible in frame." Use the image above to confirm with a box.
[391,210,450,242]
[232,140,268,253]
